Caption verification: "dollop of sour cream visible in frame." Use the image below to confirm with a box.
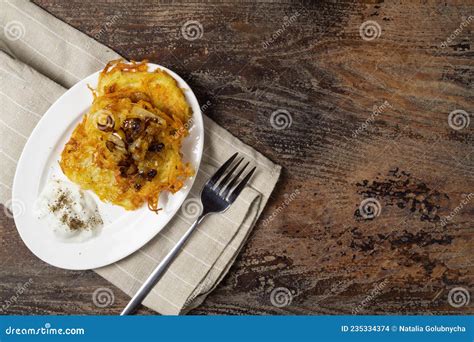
[35,179,103,242]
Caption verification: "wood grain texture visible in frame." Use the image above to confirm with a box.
[1,0,472,315]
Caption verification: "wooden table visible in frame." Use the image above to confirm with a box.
[1,0,472,315]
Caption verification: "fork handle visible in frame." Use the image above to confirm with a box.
[121,213,207,315]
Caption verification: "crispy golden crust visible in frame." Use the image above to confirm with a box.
[60,60,194,211]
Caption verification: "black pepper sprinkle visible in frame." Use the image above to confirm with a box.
[48,188,103,231]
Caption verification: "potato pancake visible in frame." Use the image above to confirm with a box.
[60,60,194,211]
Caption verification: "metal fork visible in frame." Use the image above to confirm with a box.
[121,152,256,315]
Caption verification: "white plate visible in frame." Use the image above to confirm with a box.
[12,63,203,270]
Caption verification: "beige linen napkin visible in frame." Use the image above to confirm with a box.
[0,0,280,314]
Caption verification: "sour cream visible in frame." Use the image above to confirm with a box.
[35,179,103,242]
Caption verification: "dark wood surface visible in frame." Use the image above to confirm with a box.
[1,0,472,315]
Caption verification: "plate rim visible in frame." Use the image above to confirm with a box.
[11,62,204,270]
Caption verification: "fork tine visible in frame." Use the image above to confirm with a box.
[207,152,238,186]
[228,167,256,202]
[216,157,244,191]
[221,161,248,198]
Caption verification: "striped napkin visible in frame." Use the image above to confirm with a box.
[0,0,280,314]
